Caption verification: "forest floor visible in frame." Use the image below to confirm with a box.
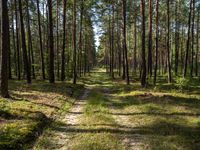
[1,68,200,150]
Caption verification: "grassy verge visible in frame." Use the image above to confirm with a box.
[107,75,200,150]
[0,80,84,150]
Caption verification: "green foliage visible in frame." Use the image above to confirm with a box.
[175,77,189,91]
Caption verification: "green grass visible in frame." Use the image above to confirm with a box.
[0,80,84,149]
[68,90,124,150]
[1,69,200,150]
[69,133,123,150]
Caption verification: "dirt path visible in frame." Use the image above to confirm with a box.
[63,88,90,125]
[33,88,90,150]
[102,87,147,150]
[56,88,90,150]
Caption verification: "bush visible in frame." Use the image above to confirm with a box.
[175,77,189,91]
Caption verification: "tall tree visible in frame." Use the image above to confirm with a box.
[190,0,195,77]
[122,0,129,85]
[141,0,146,87]
[196,6,199,76]
[167,0,172,83]
[14,0,21,80]
[154,0,159,85]
[73,0,77,84]
[36,0,46,80]
[148,0,153,77]
[48,0,55,83]
[19,0,31,83]
[26,0,35,79]
[78,0,84,76]
[110,2,115,79]
[184,0,193,77]
[174,1,180,76]
[1,0,9,98]
[61,0,67,81]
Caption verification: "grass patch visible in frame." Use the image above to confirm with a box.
[69,133,123,150]
[0,80,84,149]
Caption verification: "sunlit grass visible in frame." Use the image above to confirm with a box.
[0,80,84,149]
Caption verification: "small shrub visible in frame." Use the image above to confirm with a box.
[175,77,189,91]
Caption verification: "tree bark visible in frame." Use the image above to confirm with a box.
[47,0,55,83]
[167,0,172,83]
[140,0,146,87]
[190,0,195,77]
[61,0,67,81]
[1,0,9,97]
[196,8,199,76]
[73,0,77,84]
[122,0,129,85]
[19,0,31,83]
[36,0,46,80]
[154,0,159,85]
[148,0,153,77]
[183,0,193,77]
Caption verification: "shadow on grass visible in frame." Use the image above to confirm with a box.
[47,118,200,150]
[109,94,200,111]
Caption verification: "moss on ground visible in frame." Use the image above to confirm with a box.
[0,80,84,149]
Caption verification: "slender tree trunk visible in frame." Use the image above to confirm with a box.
[14,0,21,80]
[36,0,46,80]
[133,4,137,74]
[1,0,9,97]
[123,0,129,85]
[61,0,67,81]
[196,8,199,76]
[141,0,146,87]
[184,0,193,77]
[116,5,121,77]
[148,0,153,77]
[174,1,180,76]
[11,12,17,77]
[79,0,84,77]
[73,0,77,84]
[48,0,55,83]
[56,0,60,79]
[111,3,115,79]
[154,0,159,85]
[167,0,172,83]
[26,0,35,79]
[190,0,195,77]
[19,0,31,83]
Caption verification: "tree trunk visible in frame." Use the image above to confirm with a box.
[183,0,193,77]
[73,0,77,84]
[167,0,172,83]
[19,0,31,83]
[190,0,195,77]
[26,0,35,79]
[174,1,180,76]
[14,0,21,80]
[123,0,129,85]
[56,0,60,79]
[196,8,199,76]
[111,3,115,79]
[1,0,9,97]
[47,0,55,83]
[148,0,153,77]
[36,0,46,80]
[140,0,146,87]
[61,0,67,81]
[78,0,84,77]
[154,0,159,85]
